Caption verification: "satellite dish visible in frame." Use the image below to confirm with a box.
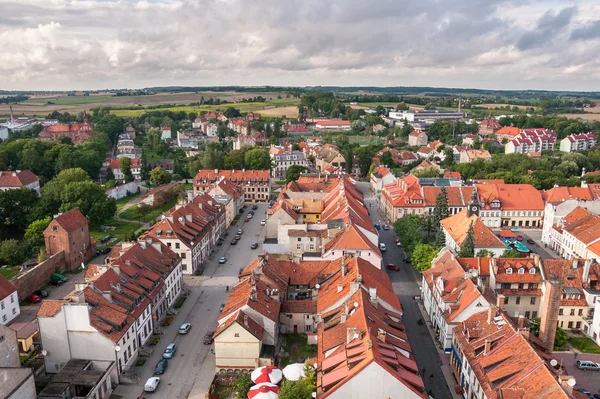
[315,284,320,289]
[354,302,359,308]
[567,379,576,387]
[550,359,558,367]
[471,270,478,278]
[41,350,48,356]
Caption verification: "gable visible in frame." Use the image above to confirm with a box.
[215,321,261,342]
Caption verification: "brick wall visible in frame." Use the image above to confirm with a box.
[11,252,65,299]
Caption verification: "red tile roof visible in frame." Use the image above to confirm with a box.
[214,310,264,340]
[0,170,39,188]
[475,183,544,211]
[541,186,598,204]
[315,120,351,127]
[441,209,505,248]
[0,274,17,301]
[48,208,89,233]
[37,300,68,317]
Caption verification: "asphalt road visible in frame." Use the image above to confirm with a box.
[357,182,453,399]
[114,204,269,399]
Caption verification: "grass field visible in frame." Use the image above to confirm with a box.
[559,113,600,121]
[115,193,138,211]
[119,197,178,222]
[569,337,600,353]
[477,103,533,110]
[89,219,141,245]
[110,98,301,118]
[24,96,111,105]
[0,267,18,279]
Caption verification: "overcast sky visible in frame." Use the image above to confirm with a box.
[1,0,600,91]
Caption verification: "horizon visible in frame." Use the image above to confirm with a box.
[2,0,600,91]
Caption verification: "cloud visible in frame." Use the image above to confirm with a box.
[0,0,598,90]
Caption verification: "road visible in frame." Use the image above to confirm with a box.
[357,182,453,399]
[114,204,269,399]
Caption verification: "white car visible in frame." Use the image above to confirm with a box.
[379,243,387,251]
[261,219,266,226]
[247,213,253,219]
[178,323,192,335]
[144,377,161,392]
[219,257,227,264]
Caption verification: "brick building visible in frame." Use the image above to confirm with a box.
[43,209,96,271]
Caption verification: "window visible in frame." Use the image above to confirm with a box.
[0,335,3,343]
[297,238,302,242]
[234,333,240,337]
[516,297,521,305]
[518,283,524,289]
[559,308,564,315]
[530,297,536,305]
[529,268,535,274]
[10,295,14,303]
[506,268,513,274]
[297,244,302,250]
[579,309,584,316]
[576,322,582,329]
[525,311,530,318]
[504,296,509,304]
[570,309,575,316]
[1,315,4,322]
[12,308,16,315]
[181,253,186,259]
[568,321,574,329]
[532,311,538,318]
[175,243,180,249]
[0,302,3,310]
[518,268,524,274]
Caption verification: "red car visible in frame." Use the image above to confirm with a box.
[203,331,214,345]
[245,218,250,223]
[386,264,400,272]
[517,235,523,241]
[26,294,41,303]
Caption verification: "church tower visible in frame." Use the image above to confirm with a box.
[467,188,480,217]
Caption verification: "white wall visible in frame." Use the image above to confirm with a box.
[0,291,20,325]
[105,182,141,199]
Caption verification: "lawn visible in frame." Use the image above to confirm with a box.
[119,197,178,222]
[182,183,193,190]
[89,219,141,245]
[0,267,18,279]
[570,337,600,353]
[115,193,138,211]
[142,146,167,162]
[280,334,317,367]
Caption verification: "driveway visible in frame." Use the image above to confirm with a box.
[558,352,600,395]
[114,204,269,399]
[356,182,453,399]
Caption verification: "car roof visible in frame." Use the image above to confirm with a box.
[147,377,160,383]
[180,323,191,327]
[166,343,175,348]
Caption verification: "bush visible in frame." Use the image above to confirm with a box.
[174,296,187,309]
[162,316,174,326]
[232,373,253,399]
[150,336,160,346]
[135,359,146,367]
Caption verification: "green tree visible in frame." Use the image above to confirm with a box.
[476,249,493,257]
[279,378,314,399]
[0,188,38,233]
[201,142,225,170]
[432,187,449,226]
[379,151,394,167]
[119,157,134,182]
[37,168,91,217]
[244,148,271,170]
[105,167,115,182]
[412,166,442,178]
[60,181,116,224]
[411,243,440,272]
[231,373,253,399]
[285,165,308,183]
[136,203,153,221]
[0,239,25,266]
[554,326,568,349]
[396,102,409,110]
[147,127,162,151]
[435,228,446,246]
[501,249,522,258]
[150,167,171,185]
[458,223,475,257]
[24,217,52,249]
[393,215,423,254]
[529,317,541,336]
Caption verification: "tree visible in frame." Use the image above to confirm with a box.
[147,127,162,151]
[412,166,442,178]
[435,228,446,246]
[396,102,409,110]
[232,373,253,399]
[285,165,308,183]
[432,187,449,226]
[59,136,73,145]
[554,326,568,349]
[476,249,493,257]
[60,181,116,224]
[393,215,423,254]
[106,167,115,182]
[201,142,225,170]
[279,379,314,399]
[0,188,39,233]
[244,148,271,170]
[458,222,475,257]
[136,203,153,221]
[119,157,134,182]
[37,168,91,218]
[379,151,394,167]
[150,167,171,185]
[529,317,541,336]
[0,239,25,266]
[411,243,440,272]
[24,217,52,249]
[501,249,522,258]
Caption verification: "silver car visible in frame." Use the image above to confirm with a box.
[576,360,600,370]
[178,323,191,335]
[163,343,176,359]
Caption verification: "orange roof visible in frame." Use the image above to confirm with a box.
[323,225,382,257]
[444,171,461,179]
[496,126,520,137]
[441,209,505,248]
[47,208,89,233]
[37,300,68,317]
[541,186,597,204]
[0,274,16,301]
[494,258,542,284]
[588,241,600,258]
[562,208,600,244]
[315,120,351,127]
[0,170,39,188]
[214,310,264,340]
[498,229,516,238]
[194,169,270,186]
[475,183,544,211]
[444,279,485,322]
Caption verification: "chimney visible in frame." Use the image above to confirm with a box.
[341,254,347,277]
[516,315,527,329]
[369,287,377,299]
[496,294,505,310]
[378,329,387,343]
[484,339,491,355]
[558,375,575,396]
[244,314,249,327]
[487,306,495,323]
[583,259,592,284]
[539,279,563,353]
[346,328,358,343]
[572,258,578,269]
[214,169,218,174]
[337,284,343,293]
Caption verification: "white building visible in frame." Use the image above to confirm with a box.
[504,129,557,154]
[440,208,506,258]
[271,151,309,180]
[560,132,597,153]
[0,275,20,325]
[0,324,36,399]
[0,170,40,195]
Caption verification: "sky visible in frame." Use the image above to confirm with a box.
[1,0,600,91]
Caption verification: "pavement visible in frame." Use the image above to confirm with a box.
[556,352,600,395]
[113,204,269,399]
[357,182,456,399]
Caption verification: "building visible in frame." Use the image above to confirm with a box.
[542,259,588,331]
[0,324,36,399]
[149,159,174,174]
[451,309,571,399]
[559,132,597,153]
[495,126,521,141]
[440,202,506,257]
[315,144,346,172]
[208,177,245,228]
[388,110,463,122]
[194,169,271,203]
[139,182,182,207]
[160,127,171,140]
[109,158,141,182]
[0,170,40,194]
[370,166,397,196]
[422,249,490,352]
[478,115,501,136]
[271,151,309,180]
[44,209,96,271]
[321,225,383,268]
[38,112,93,145]
[550,207,600,260]
[143,194,226,274]
[475,182,545,228]
[284,123,310,135]
[408,130,428,147]
[0,275,19,325]
[0,125,8,140]
[458,149,491,163]
[504,129,557,154]
[314,120,351,130]
[36,359,115,399]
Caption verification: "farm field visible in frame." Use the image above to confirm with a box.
[477,103,533,110]
[558,113,600,121]
[23,96,112,105]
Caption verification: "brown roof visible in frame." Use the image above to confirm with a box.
[441,209,505,248]
[0,170,39,188]
[214,310,264,340]
[0,274,16,301]
[49,208,89,233]
[37,300,68,317]
[281,299,317,314]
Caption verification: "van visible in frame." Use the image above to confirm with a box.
[51,273,68,284]
[576,360,600,370]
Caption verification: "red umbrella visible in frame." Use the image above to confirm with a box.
[248,382,279,399]
[251,366,283,384]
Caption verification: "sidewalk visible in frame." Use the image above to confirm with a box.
[414,299,463,399]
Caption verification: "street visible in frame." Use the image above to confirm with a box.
[356,182,454,399]
[114,204,269,399]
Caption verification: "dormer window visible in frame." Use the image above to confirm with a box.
[518,268,524,274]
[506,268,513,274]
[529,268,536,274]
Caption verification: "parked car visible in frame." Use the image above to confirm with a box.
[144,377,161,393]
[527,238,535,245]
[517,234,523,241]
[26,294,41,303]
[231,239,238,245]
[247,213,253,219]
[203,331,214,345]
[219,303,225,311]
[374,223,381,230]
[237,229,243,235]
[261,219,266,226]
[396,242,402,247]
[178,323,192,335]
[251,243,259,250]
[217,240,223,246]
[50,273,68,285]
[250,210,255,216]
[592,393,600,399]
[252,205,258,210]
[379,243,387,251]
[33,289,49,298]
[403,257,411,264]
[575,388,592,396]
[163,343,177,359]
[383,224,389,230]
[245,218,250,223]
[576,360,600,370]
[219,257,227,264]
[386,264,400,271]
[154,359,168,375]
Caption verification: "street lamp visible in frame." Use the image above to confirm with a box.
[114,345,121,375]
